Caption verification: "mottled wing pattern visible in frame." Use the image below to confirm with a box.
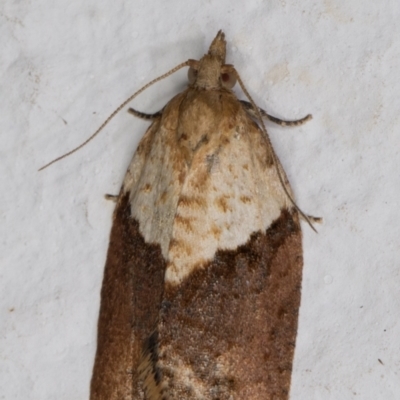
[90,31,304,400]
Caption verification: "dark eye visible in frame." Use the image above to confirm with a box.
[221,71,237,89]
[188,67,198,84]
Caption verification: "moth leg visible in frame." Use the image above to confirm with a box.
[128,108,162,120]
[240,100,312,127]
[104,194,118,202]
[303,214,323,224]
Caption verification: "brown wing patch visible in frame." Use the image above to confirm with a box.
[210,223,222,239]
[90,193,166,400]
[174,215,194,232]
[177,195,207,209]
[240,195,252,204]
[141,183,153,193]
[156,209,302,400]
[215,195,231,213]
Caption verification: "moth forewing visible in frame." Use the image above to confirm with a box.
[90,30,313,400]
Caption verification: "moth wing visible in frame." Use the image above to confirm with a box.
[155,95,303,399]
[90,90,303,400]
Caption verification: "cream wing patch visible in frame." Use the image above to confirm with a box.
[166,112,292,284]
[123,90,293,285]
[122,92,189,258]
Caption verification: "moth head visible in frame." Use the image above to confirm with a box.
[188,61,237,90]
[188,30,237,90]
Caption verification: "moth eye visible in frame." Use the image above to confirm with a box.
[221,72,237,89]
[188,67,198,84]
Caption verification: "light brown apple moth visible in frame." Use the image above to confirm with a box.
[87,31,316,400]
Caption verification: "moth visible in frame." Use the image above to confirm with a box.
[84,31,314,399]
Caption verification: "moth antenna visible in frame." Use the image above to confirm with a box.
[234,69,317,232]
[39,60,190,171]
